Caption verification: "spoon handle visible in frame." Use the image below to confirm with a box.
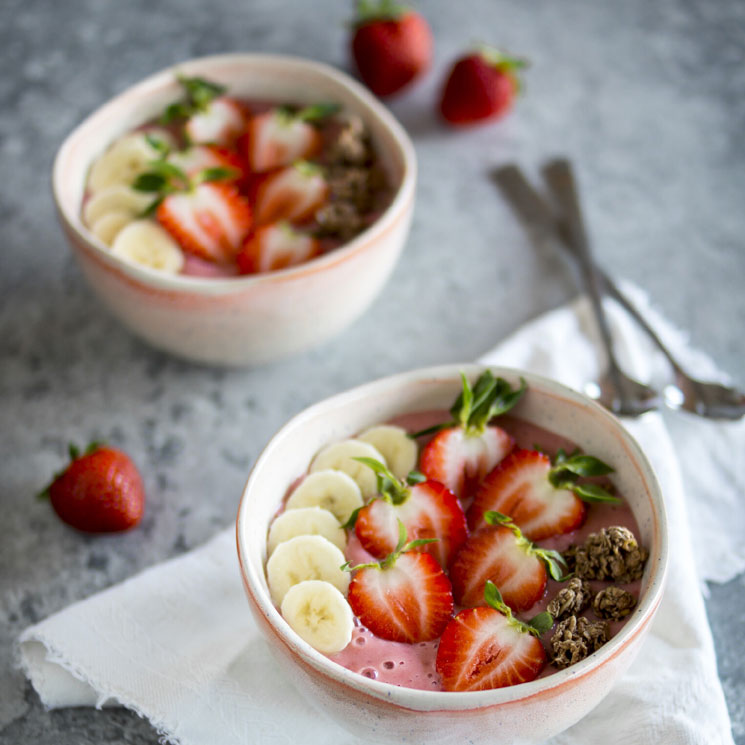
[494,165,683,375]
[540,160,625,386]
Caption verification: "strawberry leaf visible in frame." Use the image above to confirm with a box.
[144,133,171,158]
[572,483,621,504]
[527,611,554,635]
[132,172,167,193]
[558,454,614,478]
[141,197,164,218]
[178,75,226,110]
[353,0,409,25]
[195,166,239,184]
[535,548,569,581]
[342,506,363,530]
[353,456,409,504]
[296,103,341,122]
[406,470,426,485]
[160,102,191,124]
[483,580,510,614]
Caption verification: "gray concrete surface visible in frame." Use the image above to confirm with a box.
[1,0,743,742]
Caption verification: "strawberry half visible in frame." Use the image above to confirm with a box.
[254,161,329,226]
[161,76,247,147]
[435,581,551,692]
[184,96,247,147]
[237,222,321,274]
[346,523,454,643]
[243,104,337,173]
[157,181,252,263]
[449,512,567,611]
[468,448,618,540]
[352,458,467,568]
[416,371,524,501]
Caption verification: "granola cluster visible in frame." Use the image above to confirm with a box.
[550,615,609,670]
[546,577,593,621]
[316,115,387,241]
[565,526,648,583]
[593,586,637,620]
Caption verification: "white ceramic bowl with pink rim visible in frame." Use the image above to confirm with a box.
[236,364,668,745]
[52,53,416,366]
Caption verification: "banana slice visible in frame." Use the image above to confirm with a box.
[267,507,346,555]
[286,470,364,524]
[281,579,354,654]
[266,534,349,606]
[358,425,418,480]
[83,185,153,226]
[87,131,173,194]
[110,220,185,273]
[309,440,386,500]
[90,210,134,246]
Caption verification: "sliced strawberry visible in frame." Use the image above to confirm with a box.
[184,96,247,147]
[449,512,567,611]
[236,222,321,274]
[346,525,454,643]
[168,145,246,182]
[469,448,618,540]
[419,426,514,503]
[244,105,337,173]
[254,162,329,225]
[353,459,467,568]
[435,581,549,692]
[416,371,525,502]
[157,182,252,263]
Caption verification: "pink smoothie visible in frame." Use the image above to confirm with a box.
[325,411,645,691]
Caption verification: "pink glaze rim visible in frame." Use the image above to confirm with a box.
[52,53,416,298]
[235,364,669,714]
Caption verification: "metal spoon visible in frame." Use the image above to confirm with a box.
[540,159,661,417]
[494,164,745,420]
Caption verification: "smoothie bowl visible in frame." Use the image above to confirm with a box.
[236,365,668,744]
[52,53,416,366]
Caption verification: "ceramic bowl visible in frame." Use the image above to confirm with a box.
[52,53,416,366]
[236,364,668,744]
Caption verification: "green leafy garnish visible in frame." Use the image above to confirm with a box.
[546,449,619,503]
[411,370,526,438]
[483,581,553,637]
[159,74,226,125]
[132,159,239,217]
[353,457,410,506]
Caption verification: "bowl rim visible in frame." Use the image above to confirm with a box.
[52,52,417,293]
[236,363,669,710]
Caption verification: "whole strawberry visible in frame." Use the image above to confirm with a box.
[42,443,145,532]
[350,0,433,97]
[439,47,527,125]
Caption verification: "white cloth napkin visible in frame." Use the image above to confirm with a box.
[17,285,743,745]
